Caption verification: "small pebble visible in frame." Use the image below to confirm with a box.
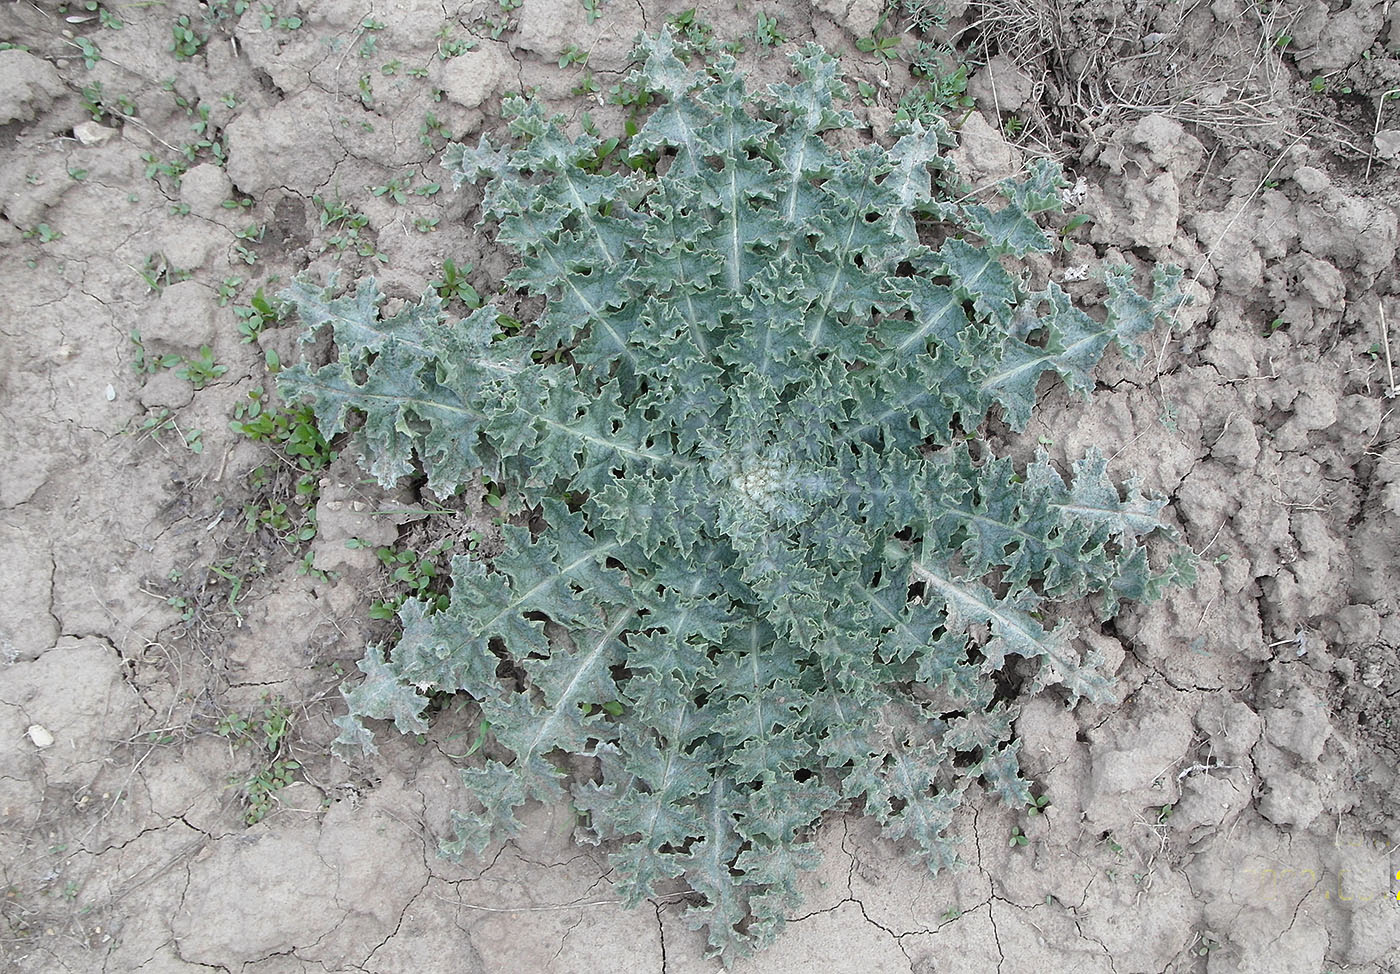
[73,121,116,146]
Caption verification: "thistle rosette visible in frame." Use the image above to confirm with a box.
[279,29,1191,961]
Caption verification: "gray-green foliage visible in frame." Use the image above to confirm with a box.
[279,30,1191,960]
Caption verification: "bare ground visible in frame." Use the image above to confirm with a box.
[1,0,1398,971]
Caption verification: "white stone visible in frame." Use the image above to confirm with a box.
[73,121,117,146]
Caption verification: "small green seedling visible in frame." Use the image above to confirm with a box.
[129,330,182,374]
[572,71,601,96]
[216,696,300,825]
[370,174,414,204]
[95,1,123,30]
[365,539,454,619]
[860,36,901,59]
[1060,213,1092,239]
[357,17,386,57]
[419,111,452,148]
[205,560,250,620]
[216,276,243,306]
[666,7,717,58]
[177,346,228,389]
[558,44,588,68]
[436,24,475,59]
[230,387,332,546]
[22,224,63,243]
[753,12,785,47]
[259,4,302,30]
[169,16,205,59]
[856,32,901,60]
[230,388,336,472]
[132,407,201,454]
[72,36,101,69]
[313,195,384,261]
[430,258,482,309]
[235,287,284,341]
[901,51,974,118]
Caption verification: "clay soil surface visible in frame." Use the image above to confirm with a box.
[3,0,1399,971]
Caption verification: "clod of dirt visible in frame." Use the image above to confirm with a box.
[0,520,58,659]
[1293,165,1332,193]
[311,458,401,573]
[1123,114,1206,181]
[432,44,511,112]
[968,55,1036,113]
[1089,115,1204,252]
[368,878,487,973]
[950,111,1022,183]
[224,91,343,197]
[142,280,221,355]
[0,637,141,789]
[1273,254,1346,343]
[0,49,63,124]
[1257,768,1324,829]
[179,164,236,219]
[1296,187,1399,284]
[172,826,340,964]
[138,370,195,411]
[1083,686,1195,829]
[1292,0,1388,73]
[171,781,428,967]
[813,0,887,37]
[1374,128,1400,163]
[1252,670,1358,832]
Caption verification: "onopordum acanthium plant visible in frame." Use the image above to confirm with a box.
[279,30,1192,961]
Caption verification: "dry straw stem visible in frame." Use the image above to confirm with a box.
[938,0,1059,152]
[958,0,1296,143]
[1378,299,1398,399]
[1364,87,1400,182]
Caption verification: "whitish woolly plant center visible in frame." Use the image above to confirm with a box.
[730,456,789,513]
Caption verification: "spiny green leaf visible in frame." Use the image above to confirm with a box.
[331,643,430,757]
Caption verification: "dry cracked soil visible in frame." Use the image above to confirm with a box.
[2,0,1400,971]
